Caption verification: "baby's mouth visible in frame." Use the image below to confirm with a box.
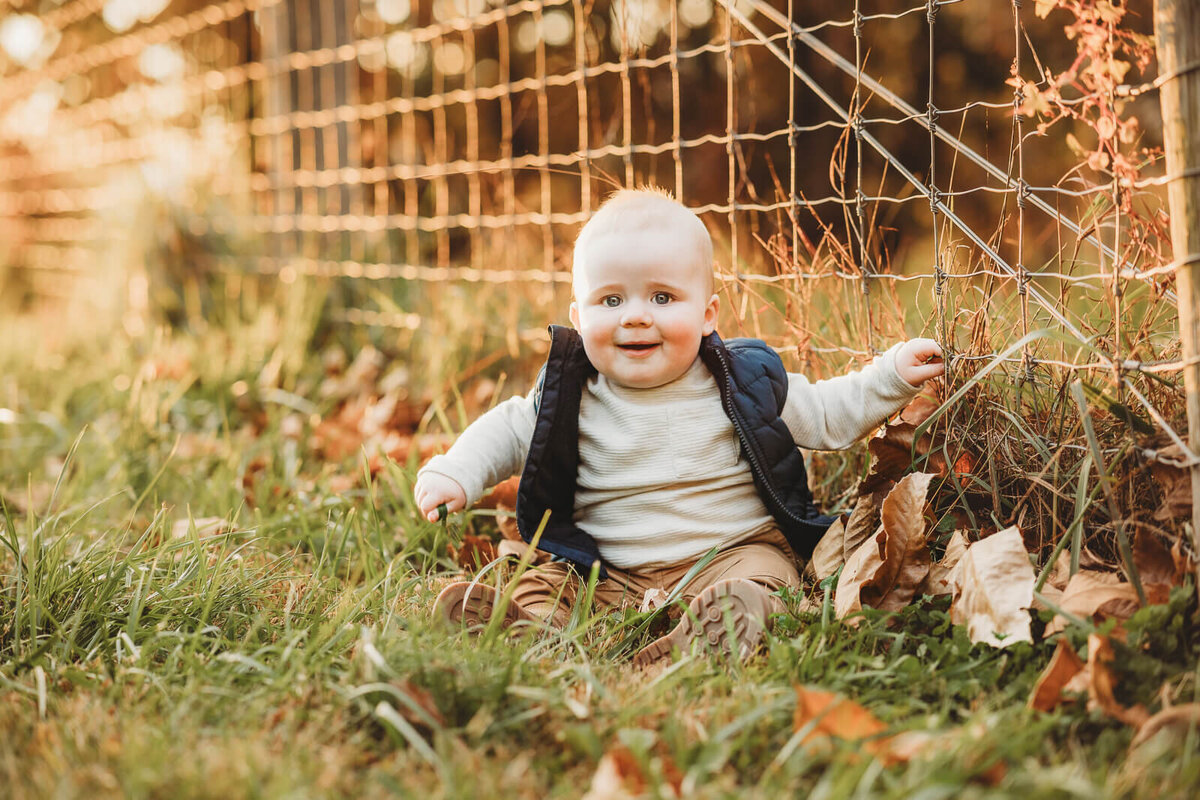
[617,342,659,352]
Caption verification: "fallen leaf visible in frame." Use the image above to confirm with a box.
[1044,571,1141,635]
[468,478,518,512]
[1172,539,1196,584]
[639,588,670,613]
[807,517,846,581]
[1028,638,1085,712]
[843,492,883,564]
[373,679,445,733]
[870,472,934,610]
[170,516,231,540]
[899,389,941,426]
[793,686,935,766]
[1130,704,1200,750]
[450,535,498,570]
[949,526,1035,648]
[860,422,929,496]
[1148,444,1192,521]
[580,746,644,800]
[921,530,969,597]
[1132,530,1177,588]
[794,685,887,741]
[835,473,934,618]
[1086,634,1150,727]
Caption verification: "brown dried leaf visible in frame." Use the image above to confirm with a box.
[1044,571,1141,635]
[1172,539,1196,584]
[1149,444,1192,522]
[450,535,498,571]
[843,492,884,563]
[1130,704,1200,750]
[807,517,846,581]
[949,526,1035,648]
[899,390,941,426]
[391,679,445,731]
[1133,530,1178,588]
[475,476,520,510]
[1028,638,1086,712]
[834,473,934,617]
[869,472,934,611]
[922,530,969,597]
[860,422,927,496]
[834,529,884,622]
[1086,634,1150,727]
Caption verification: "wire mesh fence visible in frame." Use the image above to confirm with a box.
[0,0,1190,541]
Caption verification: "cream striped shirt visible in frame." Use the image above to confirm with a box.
[419,344,918,568]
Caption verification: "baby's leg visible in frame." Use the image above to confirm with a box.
[509,562,583,628]
[632,529,799,667]
[679,528,800,614]
[511,561,648,627]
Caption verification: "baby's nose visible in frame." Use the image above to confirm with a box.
[620,302,652,326]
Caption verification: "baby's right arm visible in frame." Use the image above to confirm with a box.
[413,389,537,522]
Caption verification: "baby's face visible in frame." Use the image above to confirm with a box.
[569,226,718,389]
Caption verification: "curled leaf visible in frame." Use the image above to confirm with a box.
[1044,571,1141,635]
[949,527,1035,648]
[834,473,934,618]
[1086,634,1150,727]
[807,517,846,582]
[1028,638,1085,712]
[922,530,969,597]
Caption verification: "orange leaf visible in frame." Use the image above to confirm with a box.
[1086,634,1150,727]
[1028,638,1086,712]
[794,686,887,741]
[949,527,1035,647]
[581,745,644,800]
[793,686,936,766]
[451,535,498,571]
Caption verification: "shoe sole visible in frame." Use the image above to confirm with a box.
[434,581,534,630]
[632,579,772,668]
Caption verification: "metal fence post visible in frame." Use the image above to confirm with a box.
[1154,0,1200,583]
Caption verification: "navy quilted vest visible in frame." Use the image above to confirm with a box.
[514,325,834,577]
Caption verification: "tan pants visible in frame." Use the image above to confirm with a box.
[509,528,801,628]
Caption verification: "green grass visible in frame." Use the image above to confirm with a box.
[2,308,1199,800]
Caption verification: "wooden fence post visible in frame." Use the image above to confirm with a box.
[1154,0,1200,584]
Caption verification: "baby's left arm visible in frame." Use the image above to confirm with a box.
[781,338,943,450]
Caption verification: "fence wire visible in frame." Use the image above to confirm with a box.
[0,0,1189,457]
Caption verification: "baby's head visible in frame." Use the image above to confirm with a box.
[568,188,719,389]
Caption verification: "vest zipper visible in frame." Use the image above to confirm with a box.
[712,345,808,530]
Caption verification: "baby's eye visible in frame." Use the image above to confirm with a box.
[602,295,622,308]
[651,292,672,305]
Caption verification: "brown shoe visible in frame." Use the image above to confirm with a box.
[434,581,537,630]
[632,579,774,668]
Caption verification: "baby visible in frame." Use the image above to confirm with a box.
[414,188,943,666]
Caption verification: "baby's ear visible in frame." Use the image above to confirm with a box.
[569,301,580,330]
[702,293,719,335]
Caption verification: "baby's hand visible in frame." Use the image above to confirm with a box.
[414,473,468,522]
[895,338,945,387]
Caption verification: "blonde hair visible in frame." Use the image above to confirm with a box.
[572,187,714,295]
